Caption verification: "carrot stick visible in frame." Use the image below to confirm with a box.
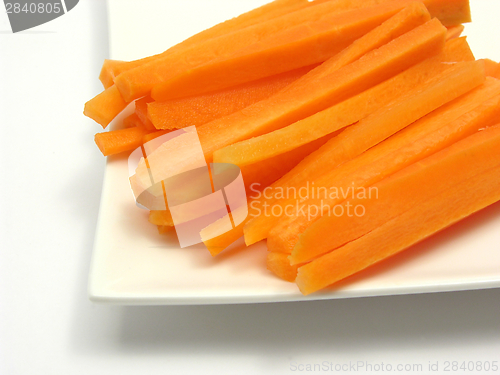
[153,0,470,100]
[267,252,299,282]
[87,0,330,126]
[148,65,315,130]
[157,225,173,234]
[103,0,325,80]
[484,59,500,78]
[197,18,446,163]
[268,73,500,258]
[117,0,386,103]
[201,133,336,256]
[296,125,500,295]
[243,37,474,245]
[94,126,150,156]
[446,24,464,40]
[153,1,431,100]
[84,85,129,129]
[213,3,432,166]
[292,94,500,264]
[149,210,173,227]
[99,59,125,89]
[142,130,173,144]
[134,97,156,131]
[122,113,143,128]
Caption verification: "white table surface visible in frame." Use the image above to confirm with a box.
[0,1,499,374]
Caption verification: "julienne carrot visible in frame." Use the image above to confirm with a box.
[296,125,500,295]
[134,97,156,131]
[291,93,500,265]
[243,39,475,246]
[157,225,173,235]
[267,86,500,281]
[122,113,143,129]
[484,59,500,79]
[99,59,125,89]
[267,252,300,283]
[197,18,447,162]
[99,0,328,85]
[117,0,390,103]
[149,210,173,227]
[201,133,336,256]
[147,65,315,130]
[152,0,457,101]
[446,24,464,40]
[150,132,336,256]
[94,126,151,157]
[242,36,474,245]
[84,85,129,129]
[142,130,173,144]
[86,0,336,128]
[213,2,432,166]
[87,0,469,129]
[267,69,495,259]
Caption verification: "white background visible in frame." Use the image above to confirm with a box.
[1,1,499,374]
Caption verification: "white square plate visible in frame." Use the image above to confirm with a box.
[88,0,500,305]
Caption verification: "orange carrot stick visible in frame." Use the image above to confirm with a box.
[94,126,150,156]
[103,0,327,80]
[213,3,432,166]
[243,37,474,246]
[296,125,500,295]
[197,18,446,162]
[201,133,336,256]
[267,252,299,282]
[134,97,156,131]
[269,74,500,258]
[117,0,386,102]
[153,1,431,100]
[99,59,125,89]
[483,59,500,78]
[153,0,470,100]
[87,0,328,126]
[148,65,315,130]
[122,113,144,128]
[100,0,323,84]
[84,85,129,129]
[446,24,464,40]
[292,94,500,264]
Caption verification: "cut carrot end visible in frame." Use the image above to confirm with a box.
[94,126,149,156]
[84,85,128,129]
[267,252,298,282]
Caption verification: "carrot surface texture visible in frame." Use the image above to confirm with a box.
[148,66,314,130]
[292,91,500,265]
[213,2,432,166]
[265,61,487,255]
[85,0,330,128]
[242,37,474,246]
[296,125,500,295]
[243,30,474,246]
[99,0,328,84]
[116,0,386,103]
[94,126,151,157]
[197,18,447,163]
[152,0,466,101]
